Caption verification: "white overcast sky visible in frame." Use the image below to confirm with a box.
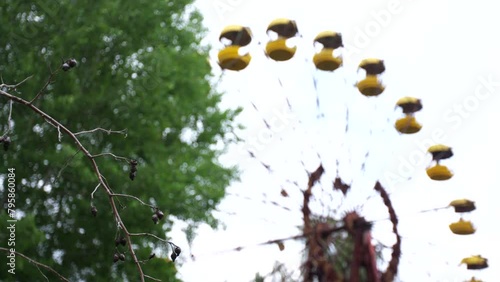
[170,0,500,281]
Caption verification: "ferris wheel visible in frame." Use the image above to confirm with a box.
[194,19,488,282]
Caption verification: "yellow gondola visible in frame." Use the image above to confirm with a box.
[219,25,252,46]
[428,144,453,161]
[266,18,298,38]
[356,75,385,96]
[359,58,385,75]
[449,219,476,235]
[217,25,253,71]
[461,255,488,270]
[313,31,343,71]
[426,164,453,180]
[265,19,298,61]
[395,97,423,134]
[450,199,476,213]
[218,46,252,71]
[265,38,297,61]
[395,115,422,134]
[396,97,422,114]
[314,31,343,49]
[426,144,453,180]
[313,49,342,71]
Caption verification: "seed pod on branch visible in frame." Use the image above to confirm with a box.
[2,136,11,151]
[62,63,71,71]
[155,209,164,220]
[67,58,77,68]
[174,246,181,256]
[129,159,138,180]
[129,171,136,180]
[115,237,126,246]
[152,214,159,224]
[91,206,98,217]
[62,58,77,71]
[170,252,177,262]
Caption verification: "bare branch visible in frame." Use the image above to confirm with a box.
[0,88,148,281]
[144,275,162,281]
[93,152,130,162]
[99,174,125,209]
[0,78,14,136]
[91,183,101,199]
[7,99,12,129]
[1,99,13,137]
[129,232,173,244]
[43,117,59,129]
[0,75,33,90]
[57,125,62,142]
[55,149,82,180]
[0,247,69,281]
[35,263,50,281]
[110,193,156,209]
[75,127,128,137]
[30,68,59,103]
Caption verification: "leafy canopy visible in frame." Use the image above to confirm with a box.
[0,0,239,281]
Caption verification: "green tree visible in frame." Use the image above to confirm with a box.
[0,0,239,281]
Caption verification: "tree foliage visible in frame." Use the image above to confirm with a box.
[0,0,239,281]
